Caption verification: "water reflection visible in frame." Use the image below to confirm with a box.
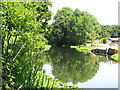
[47,46,99,84]
[12,46,117,88]
[92,51,119,63]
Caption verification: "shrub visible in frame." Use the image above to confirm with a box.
[102,38,107,44]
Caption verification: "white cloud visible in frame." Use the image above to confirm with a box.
[50,0,119,25]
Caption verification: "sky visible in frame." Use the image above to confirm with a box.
[50,0,119,25]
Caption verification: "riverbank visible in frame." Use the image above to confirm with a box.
[70,45,89,53]
[111,53,120,61]
[44,44,119,62]
[70,42,119,62]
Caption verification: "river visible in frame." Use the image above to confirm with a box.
[42,46,118,88]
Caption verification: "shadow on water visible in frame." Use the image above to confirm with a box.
[47,46,100,84]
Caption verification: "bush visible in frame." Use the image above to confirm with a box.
[102,38,107,44]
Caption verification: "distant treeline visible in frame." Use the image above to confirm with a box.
[99,25,120,38]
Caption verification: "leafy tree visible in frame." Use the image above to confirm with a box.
[12,52,47,88]
[1,2,52,88]
[81,11,101,42]
[49,7,101,46]
[99,25,120,38]
[49,7,75,46]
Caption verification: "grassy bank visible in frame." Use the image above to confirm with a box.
[70,45,90,53]
[111,53,120,61]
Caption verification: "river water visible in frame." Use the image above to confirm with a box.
[42,46,118,88]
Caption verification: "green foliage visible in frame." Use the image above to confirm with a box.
[1,2,49,58]
[2,1,118,89]
[99,25,120,38]
[1,2,52,89]
[1,2,79,89]
[102,38,107,44]
[3,51,78,89]
[49,7,75,46]
[43,45,52,51]
[70,45,89,53]
[111,53,120,61]
[49,7,101,46]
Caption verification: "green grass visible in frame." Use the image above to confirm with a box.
[70,45,90,53]
[111,53,120,61]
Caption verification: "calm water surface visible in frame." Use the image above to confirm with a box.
[42,46,118,88]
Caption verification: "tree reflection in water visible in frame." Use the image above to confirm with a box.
[47,46,100,84]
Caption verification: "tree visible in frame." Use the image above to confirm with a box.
[80,11,101,44]
[99,25,120,38]
[49,7,101,46]
[49,7,75,46]
[1,2,52,88]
